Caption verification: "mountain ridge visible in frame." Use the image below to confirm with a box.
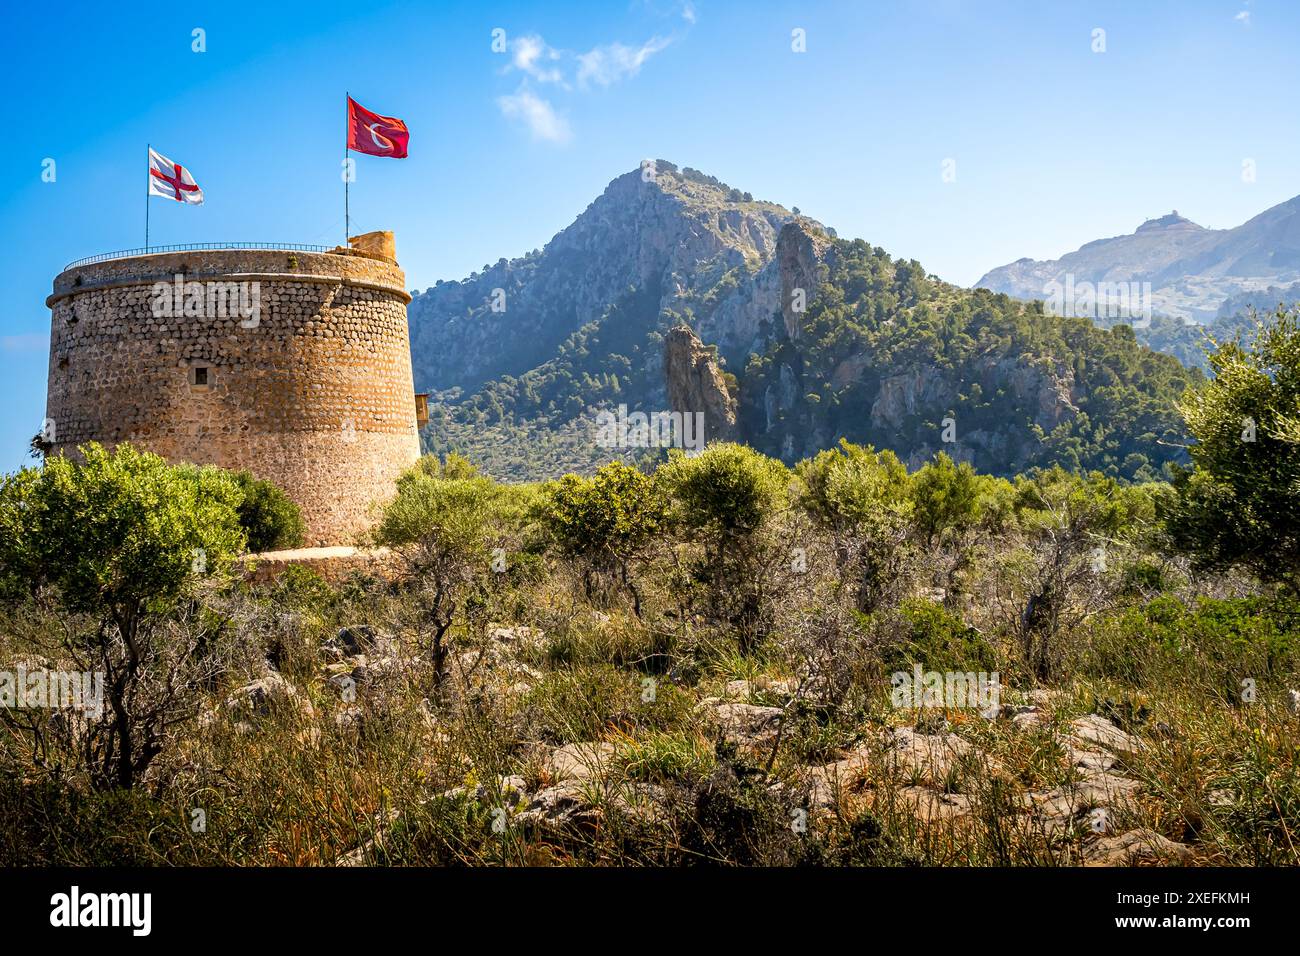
[409,162,1198,482]
[977,195,1300,322]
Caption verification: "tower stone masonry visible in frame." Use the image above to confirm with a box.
[44,235,422,546]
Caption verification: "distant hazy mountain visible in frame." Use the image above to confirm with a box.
[408,162,1197,482]
[977,197,1300,323]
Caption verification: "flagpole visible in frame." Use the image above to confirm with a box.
[344,92,350,248]
[145,143,150,250]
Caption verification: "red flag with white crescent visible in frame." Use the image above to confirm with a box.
[347,97,409,158]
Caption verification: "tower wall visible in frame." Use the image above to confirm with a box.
[45,247,421,546]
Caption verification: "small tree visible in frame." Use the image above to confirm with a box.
[539,462,667,615]
[909,452,982,547]
[0,443,245,789]
[1164,309,1300,588]
[796,440,913,613]
[658,443,793,651]
[1008,468,1139,679]
[374,455,499,692]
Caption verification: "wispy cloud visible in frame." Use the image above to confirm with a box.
[509,34,565,84]
[1,334,48,354]
[497,88,572,144]
[576,37,673,88]
[1235,9,1251,25]
[494,22,685,144]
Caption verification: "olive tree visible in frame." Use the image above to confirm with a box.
[374,455,500,692]
[0,443,245,789]
[1164,309,1300,588]
[539,461,667,615]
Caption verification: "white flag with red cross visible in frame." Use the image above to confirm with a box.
[148,148,204,205]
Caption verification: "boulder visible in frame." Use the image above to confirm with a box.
[517,782,596,829]
[1068,714,1144,759]
[224,672,312,721]
[1029,769,1141,832]
[894,786,973,823]
[326,625,388,659]
[807,748,874,808]
[1084,829,1193,866]
[710,702,784,748]
[546,742,616,782]
[885,727,972,787]
[1065,744,1118,773]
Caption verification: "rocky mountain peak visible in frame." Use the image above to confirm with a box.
[408,162,818,396]
[1135,211,1203,233]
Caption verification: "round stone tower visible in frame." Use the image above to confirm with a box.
[44,237,421,546]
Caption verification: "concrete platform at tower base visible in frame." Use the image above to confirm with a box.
[242,546,403,585]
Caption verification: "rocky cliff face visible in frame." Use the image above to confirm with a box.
[663,325,738,445]
[408,162,814,396]
[865,356,1080,469]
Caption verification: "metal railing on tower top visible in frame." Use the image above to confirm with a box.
[64,242,336,271]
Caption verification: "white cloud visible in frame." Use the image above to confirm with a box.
[510,34,564,84]
[494,24,683,142]
[682,2,697,24]
[497,88,571,144]
[576,36,672,88]
[1235,10,1251,24]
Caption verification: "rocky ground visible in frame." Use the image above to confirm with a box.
[206,621,1211,868]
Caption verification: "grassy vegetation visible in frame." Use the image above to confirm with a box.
[0,316,1297,868]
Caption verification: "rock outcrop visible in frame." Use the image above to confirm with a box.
[663,325,738,445]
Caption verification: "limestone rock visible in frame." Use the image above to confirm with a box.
[885,727,972,787]
[894,786,973,823]
[664,325,738,445]
[807,748,874,808]
[546,742,616,782]
[1029,769,1141,832]
[1069,714,1144,759]
[1084,829,1193,866]
[709,702,784,748]
[775,220,833,341]
[224,672,313,721]
[517,782,596,828]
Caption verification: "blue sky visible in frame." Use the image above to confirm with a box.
[1,0,1296,473]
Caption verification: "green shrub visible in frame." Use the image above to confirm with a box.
[539,461,667,611]
[0,442,246,788]
[1087,594,1300,697]
[229,471,306,553]
[910,453,981,546]
[877,598,998,674]
[659,442,790,535]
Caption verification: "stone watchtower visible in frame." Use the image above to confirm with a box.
[44,232,422,546]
